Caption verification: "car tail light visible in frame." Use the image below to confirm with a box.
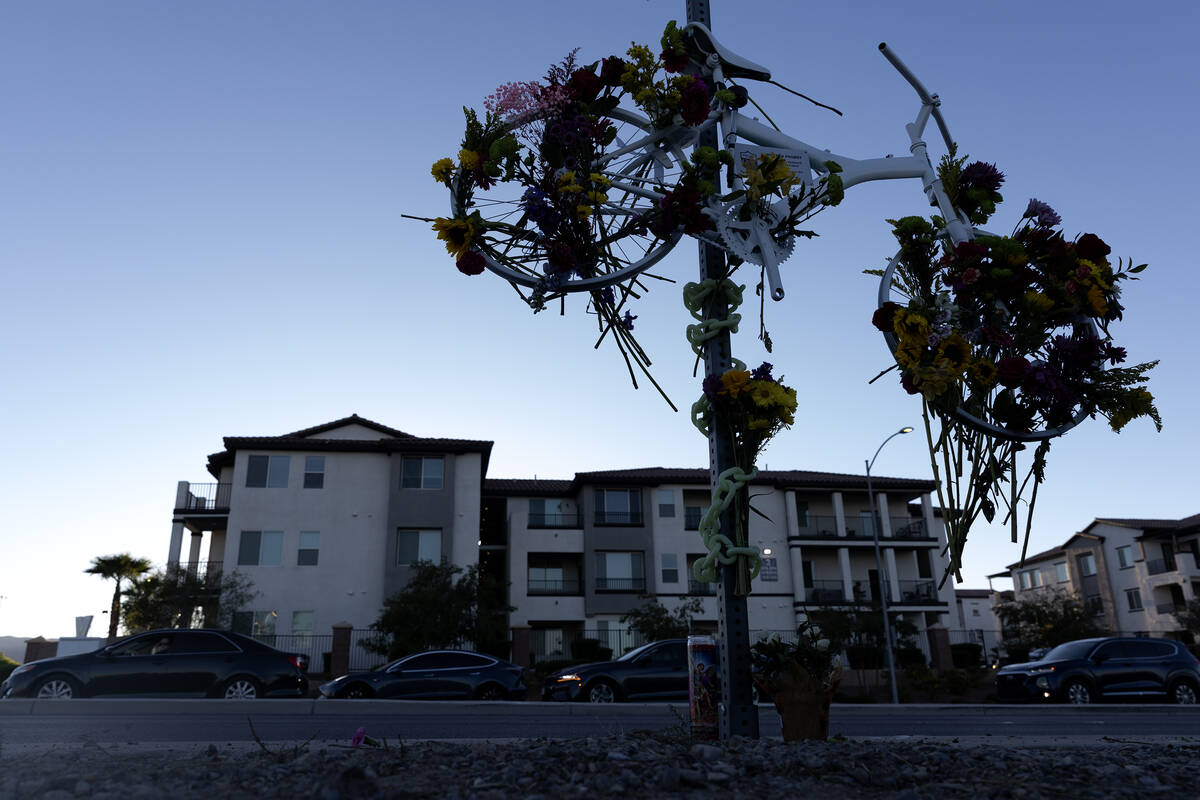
[289,654,308,672]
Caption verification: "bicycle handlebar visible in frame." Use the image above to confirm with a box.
[878,43,954,151]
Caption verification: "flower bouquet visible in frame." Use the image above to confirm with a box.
[751,617,842,741]
[691,362,797,594]
[871,151,1160,577]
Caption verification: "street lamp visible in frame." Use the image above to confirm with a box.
[865,426,913,705]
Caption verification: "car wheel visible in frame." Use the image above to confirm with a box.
[1063,679,1092,705]
[586,680,618,704]
[475,684,505,701]
[34,676,80,699]
[341,684,373,700]
[1169,680,1198,705]
[221,677,263,700]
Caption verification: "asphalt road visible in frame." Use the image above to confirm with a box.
[1,700,1198,746]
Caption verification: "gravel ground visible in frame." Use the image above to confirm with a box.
[3,732,1200,799]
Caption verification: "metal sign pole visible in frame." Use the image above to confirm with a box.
[686,0,759,741]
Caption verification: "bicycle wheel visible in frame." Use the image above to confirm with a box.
[451,107,688,294]
[877,241,1095,443]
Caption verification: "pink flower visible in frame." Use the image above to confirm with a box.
[351,727,366,748]
[456,251,486,276]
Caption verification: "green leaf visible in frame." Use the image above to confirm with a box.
[589,96,620,116]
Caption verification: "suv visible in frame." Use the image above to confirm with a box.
[996,637,1200,704]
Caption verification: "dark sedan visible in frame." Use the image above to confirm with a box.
[0,629,308,700]
[318,650,526,700]
[996,637,1200,704]
[543,639,688,703]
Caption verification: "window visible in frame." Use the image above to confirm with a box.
[661,553,679,584]
[595,551,645,591]
[401,456,444,489]
[298,531,320,566]
[1116,546,1134,569]
[795,500,809,527]
[397,529,441,565]
[595,489,642,525]
[1019,569,1043,589]
[658,489,675,518]
[528,565,565,592]
[1078,553,1097,576]
[303,456,325,489]
[1126,588,1144,611]
[238,531,283,566]
[173,632,238,653]
[291,611,314,648]
[971,607,981,617]
[232,610,278,638]
[1055,562,1069,583]
[246,455,289,488]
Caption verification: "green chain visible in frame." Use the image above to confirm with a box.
[692,465,763,583]
[682,278,761,586]
[683,279,746,369]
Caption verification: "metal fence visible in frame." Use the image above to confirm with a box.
[252,633,333,672]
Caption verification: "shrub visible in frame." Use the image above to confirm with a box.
[0,652,17,682]
[894,646,926,668]
[950,642,983,668]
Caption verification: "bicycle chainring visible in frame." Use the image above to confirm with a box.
[713,201,795,267]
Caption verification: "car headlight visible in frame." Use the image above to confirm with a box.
[10,664,35,678]
[554,674,582,683]
[1029,666,1056,675]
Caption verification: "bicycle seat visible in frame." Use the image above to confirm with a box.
[683,23,772,82]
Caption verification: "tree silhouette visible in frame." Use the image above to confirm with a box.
[85,553,152,639]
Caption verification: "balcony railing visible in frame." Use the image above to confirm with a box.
[1156,601,1185,615]
[172,561,223,587]
[688,578,716,596]
[1146,557,1177,575]
[1086,595,1104,616]
[897,579,939,603]
[684,508,703,531]
[594,511,644,526]
[795,515,840,538]
[527,578,582,595]
[805,580,846,604]
[176,483,232,512]
[595,576,646,592]
[528,512,582,529]
[891,519,931,539]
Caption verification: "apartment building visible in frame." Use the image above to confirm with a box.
[167,416,956,659]
[991,514,1200,638]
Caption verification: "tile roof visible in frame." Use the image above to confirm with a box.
[1003,532,1102,570]
[954,589,992,598]
[483,478,574,496]
[282,414,413,439]
[1092,514,1200,533]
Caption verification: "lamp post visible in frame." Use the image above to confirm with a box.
[865,426,913,705]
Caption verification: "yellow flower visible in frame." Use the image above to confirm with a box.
[914,363,956,401]
[589,173,611,188]
[430,157,455,183]
[585,190,608,205]
[969,358,998,387]
[458,149,480,171]
[936,333,971,372]
[1086,285,1108,316]
[893,309,931,344]
[1023,291,1055,313]
[719,369,751,397]
[432,216,475,259]
[895,341,923,369]
[576,205,593,219]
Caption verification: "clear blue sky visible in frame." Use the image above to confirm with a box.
[2,1,1197,639]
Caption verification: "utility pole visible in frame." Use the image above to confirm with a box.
[687,0,759,740]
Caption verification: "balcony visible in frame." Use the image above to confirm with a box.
[890,519,933,540]
[174,483,231,514]
[1156,601,1185,615]
[528,512,582,529]
[688,578,716,596]
[527,578,582,595]
[594,511,644,526]
[1146,557,1178,576]
[794,515,841,539]
[805,580,846,604]
[897,579,939,603]
[595,576,646,592]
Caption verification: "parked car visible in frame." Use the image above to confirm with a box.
[0,629,308,700]
[318,650,525,700]
[995,637,1200,704]
[543,639,690,703]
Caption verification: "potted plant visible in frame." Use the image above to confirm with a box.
[751,616,842,741]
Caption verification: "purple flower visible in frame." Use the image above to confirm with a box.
[1023,198,1061,228]
[601,286,615,306]
[751,362,774,381]
[522,186,560,235]
[960,161,1005,193]
[622,310,637,331]
[702,373,723,401]
[1104,343,1127,365]
[351,727,366,748]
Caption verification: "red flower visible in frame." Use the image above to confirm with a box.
[662,49,690,74]
[456,251,486,276]
[678,77,711,127]
[600,57,626,87]
[568,68,603,104]
[1075,233,1111,263]
[872,302,902,333]
[900,371,920,395]
[996,356,1030,389]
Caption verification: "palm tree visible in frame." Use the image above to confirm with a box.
[85,553,152,640]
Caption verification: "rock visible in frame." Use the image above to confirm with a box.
[690,743,724,761]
